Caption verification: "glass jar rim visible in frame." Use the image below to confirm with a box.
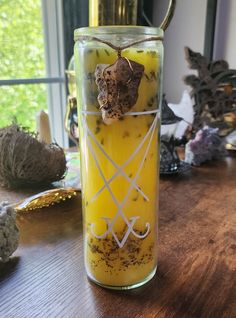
[74,26,163,42]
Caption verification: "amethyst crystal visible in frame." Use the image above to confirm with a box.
[185,127,226,166]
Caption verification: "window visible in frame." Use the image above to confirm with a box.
[0,0,67,147]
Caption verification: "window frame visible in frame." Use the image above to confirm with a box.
[0,0,68,147]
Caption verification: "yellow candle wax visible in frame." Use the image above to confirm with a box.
[76,46,161,288]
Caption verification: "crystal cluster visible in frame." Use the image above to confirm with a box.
[185,127,226,166]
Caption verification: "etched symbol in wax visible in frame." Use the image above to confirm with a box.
[91,216,150,248]
[82,110,159,249]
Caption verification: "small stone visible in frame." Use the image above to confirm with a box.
[95,56,144,125]
[0,202,19,262]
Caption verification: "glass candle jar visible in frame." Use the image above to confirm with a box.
[74,26,163,289]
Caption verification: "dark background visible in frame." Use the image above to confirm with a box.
[63,0,217,70]
[62,0,154,69]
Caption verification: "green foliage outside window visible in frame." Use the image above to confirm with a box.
[0,0,47,131]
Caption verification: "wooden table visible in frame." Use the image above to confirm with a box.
[0,155,236,318]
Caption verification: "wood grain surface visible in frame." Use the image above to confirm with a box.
[0,155,236,318]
